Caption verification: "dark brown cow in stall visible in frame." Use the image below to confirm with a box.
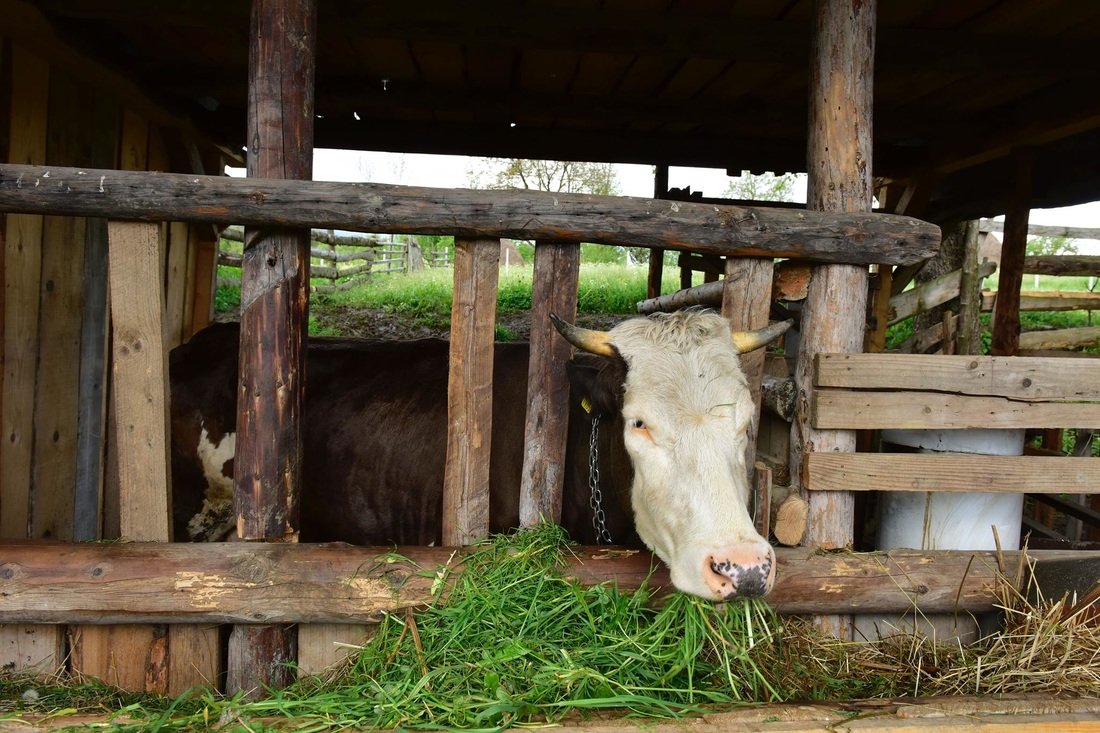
[169,311,790,600]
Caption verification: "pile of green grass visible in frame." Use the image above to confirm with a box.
[320,524,780,729]
[2,525,781,732]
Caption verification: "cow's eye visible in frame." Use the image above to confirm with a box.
[628,418,646,430]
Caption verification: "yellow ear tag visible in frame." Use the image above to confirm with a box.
[581,396,593,414]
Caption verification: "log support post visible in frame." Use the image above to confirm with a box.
[991,149,1034,357]
[520,242,580,527]
[646,164,669,299]
[721,257,775,482]
[228,0,316,698]
[791,0,876,639]
[442,238,500,546]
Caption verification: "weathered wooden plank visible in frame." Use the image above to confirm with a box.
[0,164,941,266]
[297,623,371,676]
[187,228,218,338]
[3,542,1092,621]
[107,221,171,541]
[813,390,1100,430]
[519,241,579,527]
[31,70,92,543]
[1019,326,1100,351]
[982,290,1100,313]
[1021,254,1100,278]
[443,237,499,545]
[2,44,49,541]
[815,353,1100,400]
[69,624,168,694]
[804,454,1100,494]
[889,260,997,325]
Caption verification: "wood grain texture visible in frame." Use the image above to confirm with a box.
[990,149,1033,357]
[297,623,371,676]
[722,257,775,480]
[107,221,171,542]
[798,0,878,639]
[1,44,49,541]
[0,164,941,266]
[519,242,579,527]
[812,391,1100,430]
[814,353,1100,400]
[443,238,499,545]
[804,454,1100,494]
[4,542,1092,621]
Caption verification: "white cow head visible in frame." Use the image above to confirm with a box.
[553,310,791,600]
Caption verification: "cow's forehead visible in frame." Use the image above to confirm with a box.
[610,312,750,418]
[608,311,734,353]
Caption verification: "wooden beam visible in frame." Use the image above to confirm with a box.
[442,238,499,545]
[805,454,1100,495]
[228,0,316,700]
[722,257,776,480]
[983,291,1100,312]
[813,391,1100,430]
[0,163,942,266]
[979,219,1100,242]
[793,0,876,639]
[107,222,172,541]
[2,542,1093,621]
[990,149,1034,357]
[519,242,579,527]
[814,353,1100,400]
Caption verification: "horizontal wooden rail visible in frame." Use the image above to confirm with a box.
[805,454,1100,494]
[815,353,1100,400]
[0,164,940,265]
[813,391,1100,430]
[0,542,1093,622]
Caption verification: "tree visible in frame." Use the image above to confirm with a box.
[467,158,619,196]
[467,158,630,263]
[1026,235,1078,288]
[722,170,800,202]
[1025,235,1077,258]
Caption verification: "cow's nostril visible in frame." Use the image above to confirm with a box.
[704,547,775,599]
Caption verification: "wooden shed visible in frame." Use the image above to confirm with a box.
[2,0,1099,724]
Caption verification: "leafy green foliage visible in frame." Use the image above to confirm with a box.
[722,171,800,202]
[1026,235,1077,258]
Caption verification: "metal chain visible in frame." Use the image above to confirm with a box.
[588,415,614,545]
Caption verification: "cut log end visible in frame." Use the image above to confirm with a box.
[774,494,809,546]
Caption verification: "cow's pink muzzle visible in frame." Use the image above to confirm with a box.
[704,544,776,599]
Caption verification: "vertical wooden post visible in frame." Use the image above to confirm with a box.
[108,222,173,541]
[791,0,876,639]
[721,257,775,478]
[956,220,983,356]
[647,164,669,299]
[991,149,1034,357]
[520,241,580,527]
[228,0,316,698]
[442,238,499,546]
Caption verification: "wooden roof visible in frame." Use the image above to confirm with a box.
[24,0,1100,222]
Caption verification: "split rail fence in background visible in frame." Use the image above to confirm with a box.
[218,227,438,292]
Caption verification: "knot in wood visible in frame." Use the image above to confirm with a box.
[231,552,277,584]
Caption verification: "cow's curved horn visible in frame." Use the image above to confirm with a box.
[549,313,616,357]
[731,318,793,354]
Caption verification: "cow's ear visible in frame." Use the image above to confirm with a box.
[566,353,626,419]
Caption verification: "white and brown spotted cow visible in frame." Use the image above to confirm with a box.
[170,310,789,600]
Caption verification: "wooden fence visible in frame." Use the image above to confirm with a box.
[2,162,1098,691]
[218,227,434,291]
